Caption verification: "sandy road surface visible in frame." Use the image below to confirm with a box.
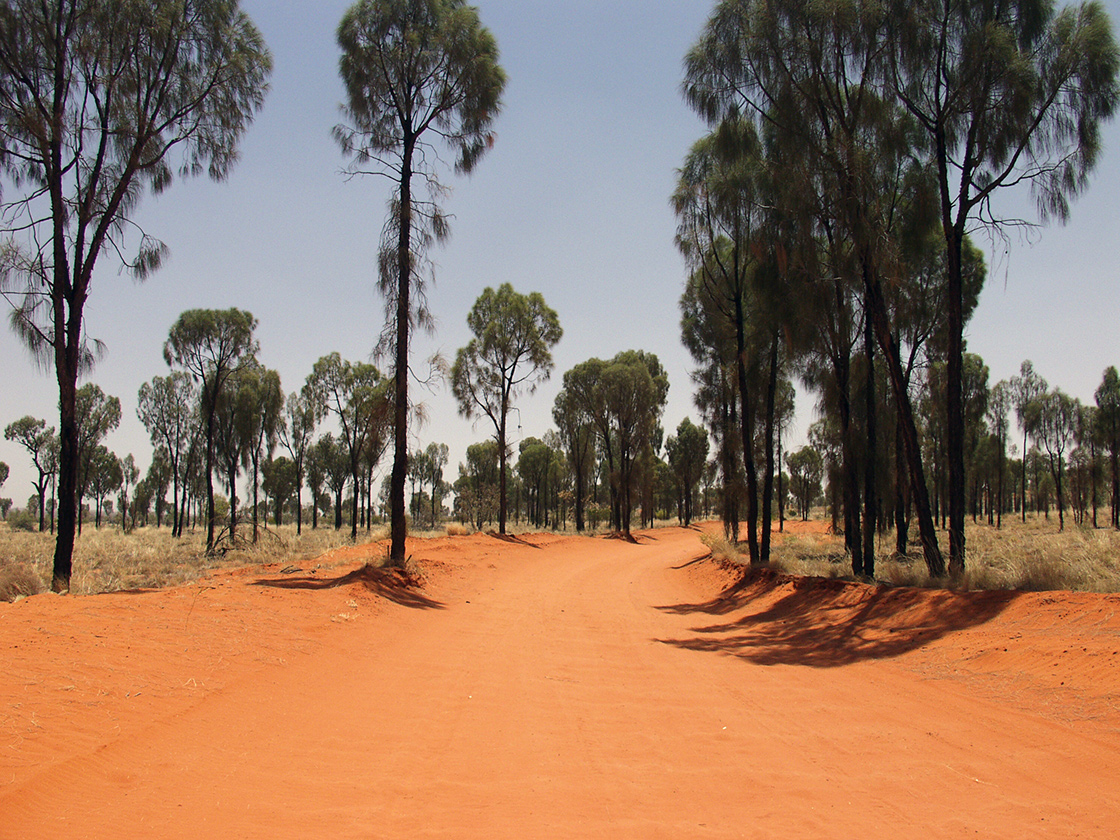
[3,526,1120,838]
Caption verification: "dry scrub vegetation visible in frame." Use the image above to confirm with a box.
[6,516,1120,602]
[704,516,1120,593]
[0,524,365,600]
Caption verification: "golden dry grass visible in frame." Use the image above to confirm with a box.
[0,522,365,599]
[760,515,1120,592]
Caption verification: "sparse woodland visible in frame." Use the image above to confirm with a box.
[2,0,1120,596]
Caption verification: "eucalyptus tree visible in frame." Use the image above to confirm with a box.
[118,454,138,533]
[305,353,392,541]
[1030,390,1080,531]
[451,284,562,534]
[419,442,449,528]
[261,455,297,527]
[684,0,949,577]
[553,383,595,532]
[787,445,825,522]
[672,120,770,563]
[335,0,505,562]
[4,416,55,531]
[314,434,350,531]
[138,372,198,537]
[517,437,555,528]
[237,363,283,542]
[212,359,281,544]
[666,418,709,527]
[164,308,259,553]
[86,445,120,529]
[0,0,270,590]
[1096,366,1120,528]
[1011,361,1049,522]
[987,381,1013,528]
[279,391,317,535]
[305,436,329,530]
[597,351,669,537]
[889,0,1119,571]
[74,383,120,534]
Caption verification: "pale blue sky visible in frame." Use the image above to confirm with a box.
[2,0,1119,505]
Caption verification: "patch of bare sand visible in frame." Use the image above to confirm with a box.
[1,526,1118,838]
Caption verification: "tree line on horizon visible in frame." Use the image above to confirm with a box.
[0,290,711,549]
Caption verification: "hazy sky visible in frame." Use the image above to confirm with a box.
[2,0,1119,505]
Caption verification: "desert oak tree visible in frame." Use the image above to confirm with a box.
[452,284,561,534]
[0,0,271,590]
[335,0,505,562]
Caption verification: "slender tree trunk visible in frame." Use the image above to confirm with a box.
[498,397,508,534]
[734,294,760,565]
[760,333,779,564]
[205,405,217,554]
[864,267,945,577]
[895,407,910,556]
[389,140,415,563]
[862,294,877,578]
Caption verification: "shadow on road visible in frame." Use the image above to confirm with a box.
[655,568,1015,667]
[253,564,445,610]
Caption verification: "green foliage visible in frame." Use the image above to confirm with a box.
[0,0,271,589]
[7,508,35,532]
[666,418,710,526]
[305,353,392,541]
[452,284,561,533]
[164,308,258,553]
[335,0,506,561]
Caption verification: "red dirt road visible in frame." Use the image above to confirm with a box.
[3,526,1120,838]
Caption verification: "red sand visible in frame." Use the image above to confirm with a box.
[3,525,1119,838]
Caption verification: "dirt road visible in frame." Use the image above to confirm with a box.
[3,526,1120,838]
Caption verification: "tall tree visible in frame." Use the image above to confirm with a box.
[74,383,120,534]
[889,0,1119,572]
[4,416,55,531]
[683,0,948,577]
[1096,366,1120,529]
[1011,361,1048,522]
[420,441,448,528]
[138,372,197,537]
[164,308,259,554]
[597,351,669,537]
[336,0,505,562]
[1031,389,1079,531]
[553,384,595,532]
[666,417,709,526]
[0,0,271,591]
[305,353,391,541]
[672,121,770,564]
[451,284,562,534]
[279,390,317,535]
[987,380,1013,529]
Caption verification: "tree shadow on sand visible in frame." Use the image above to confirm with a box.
[253,564,445,610]
[655,568,1016,667]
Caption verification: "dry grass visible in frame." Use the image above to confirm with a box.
[737,516,1120,593]
[0,522,366,599]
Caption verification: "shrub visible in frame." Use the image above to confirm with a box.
[0,562,45,601]
[7,509,36,532]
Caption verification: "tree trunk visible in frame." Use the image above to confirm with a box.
[734,293,760,565]
[862,293,877,578]
[864,267,945,577]
[389,140,415,563]
[760,332,779,564]
[498,400,508,534]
